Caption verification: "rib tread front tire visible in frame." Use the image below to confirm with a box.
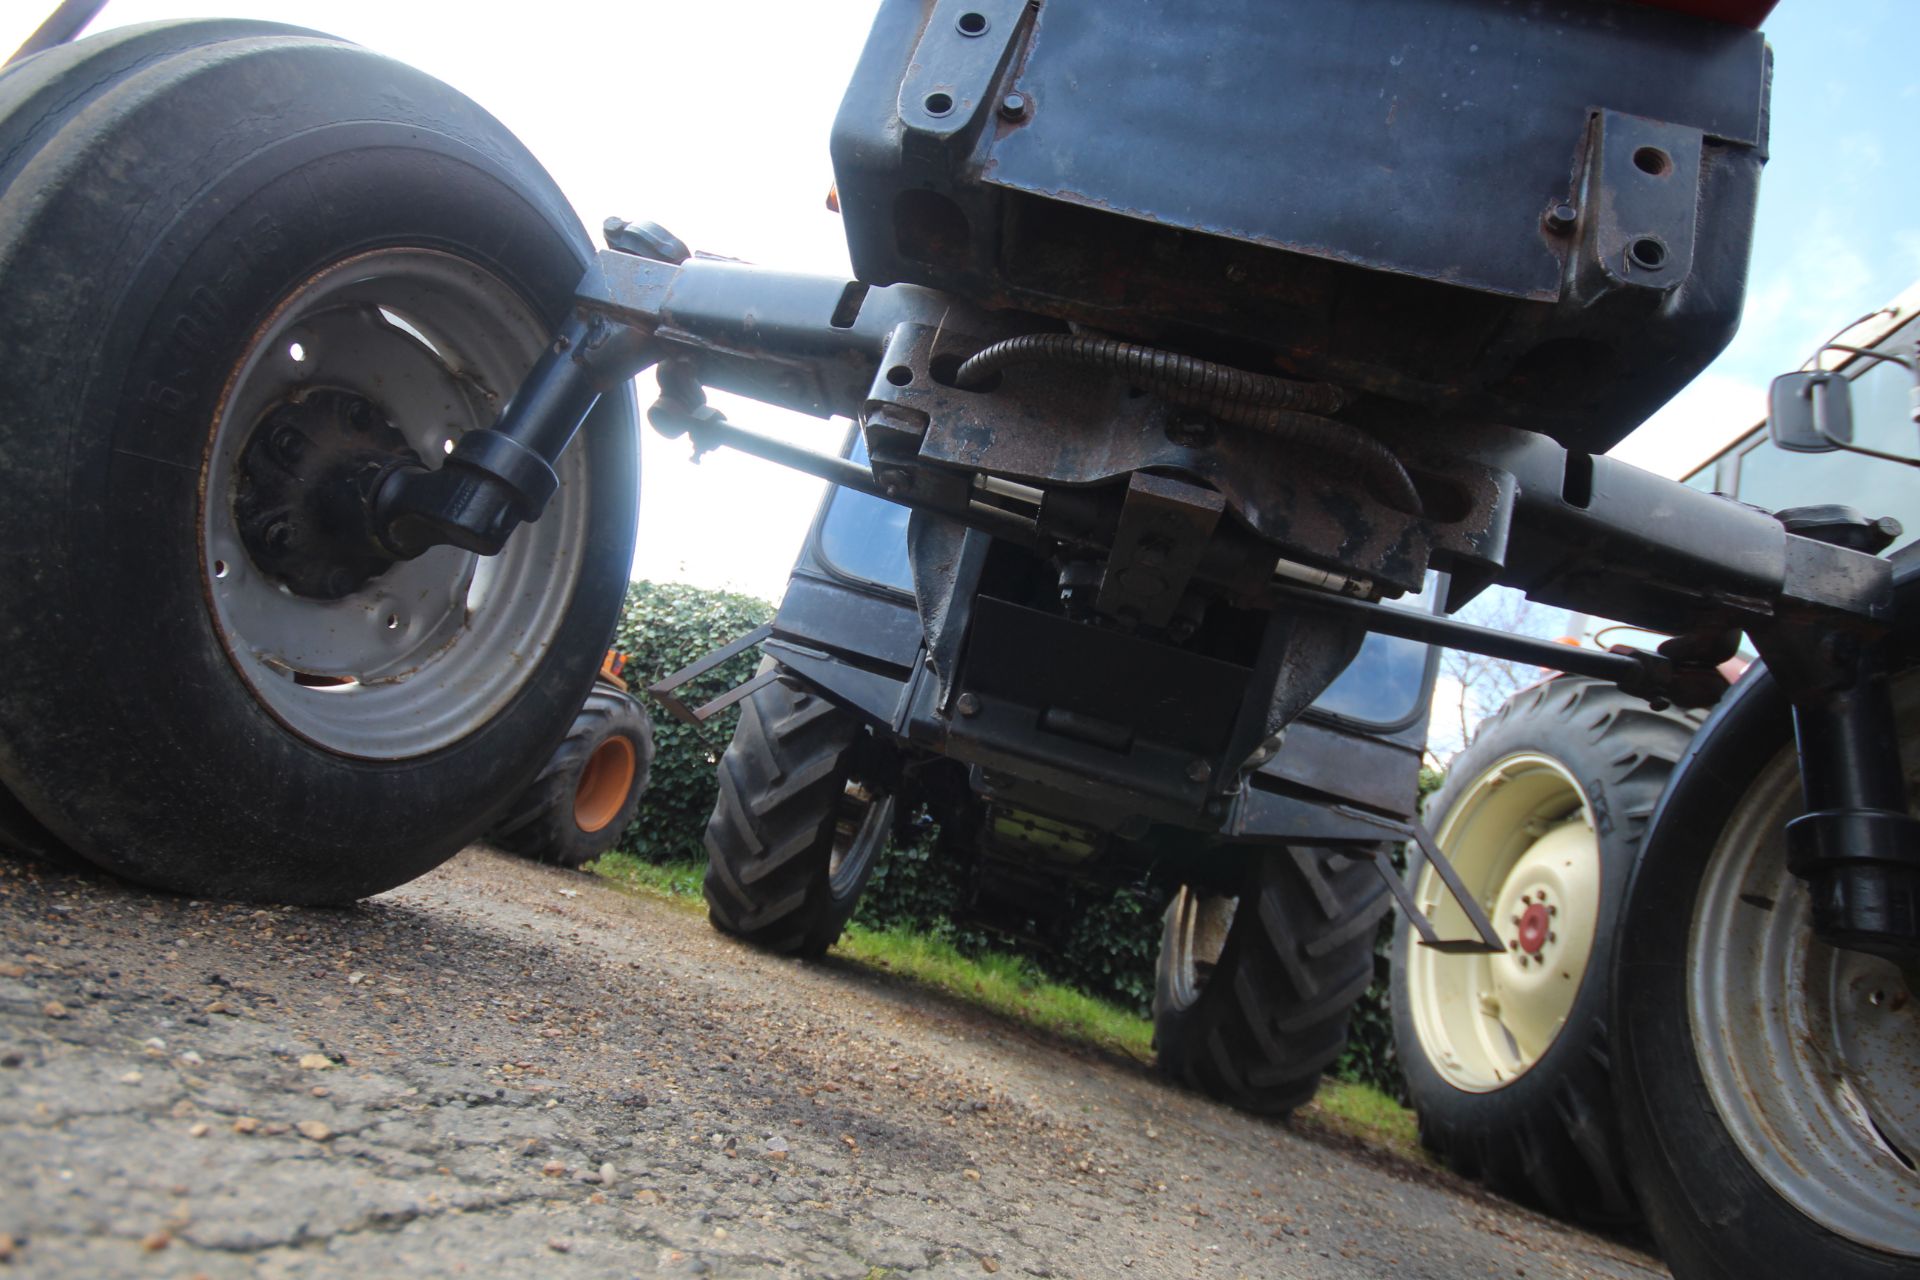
[0,22,637,903]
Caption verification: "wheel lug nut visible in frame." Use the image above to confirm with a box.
[1548,905,1558,916]
[1547,931,1557,944]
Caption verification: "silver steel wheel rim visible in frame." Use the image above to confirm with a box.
[1690,672,1920,1255]
[1164,887,1237,1010]
[1407,752,1603,1092]
[827,784,893,897]
[200,249,590,759]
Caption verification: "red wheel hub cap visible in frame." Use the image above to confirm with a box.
[1517,902,1551,955]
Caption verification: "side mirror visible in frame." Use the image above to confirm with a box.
[1768,369,1853,453]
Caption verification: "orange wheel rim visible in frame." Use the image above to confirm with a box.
[573,736,637,833]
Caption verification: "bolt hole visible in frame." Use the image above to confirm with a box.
[1870,989,1885,1006]
[885,364,915,387]
[287,341,307,363]
[385,614,400,631]
[956,11,988,35]
[1628,237,1668,270]
[212,560,229,580]
[377,307,442,357]
[1632,146,1672,177]
[923,92,954,118]
[292,671,357,689]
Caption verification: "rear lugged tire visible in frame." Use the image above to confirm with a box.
[491,688,654,869]
[703,671,891,957]
[0,22,638,903]
[1391,677,1697,1225]
[1154,846,1389,1115]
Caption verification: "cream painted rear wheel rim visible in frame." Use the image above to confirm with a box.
[1407,753,1603,1092]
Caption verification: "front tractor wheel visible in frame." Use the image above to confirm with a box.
[1613,584,1920,1280]
[1154,846,1388,1115]
[0,22,637,903]
[1391,677,1697,1225]
[703,669,894,957]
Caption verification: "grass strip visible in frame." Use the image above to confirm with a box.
[591,853,1425,1163]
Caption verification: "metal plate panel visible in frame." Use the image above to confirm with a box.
[982,0,1766,299]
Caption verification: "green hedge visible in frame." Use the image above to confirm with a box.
[610,580,774,863]
[609,579,1419,1098]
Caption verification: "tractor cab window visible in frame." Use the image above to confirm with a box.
[816,432,915,593]
[1310,579,1437,729]
[1737,315,1920,551]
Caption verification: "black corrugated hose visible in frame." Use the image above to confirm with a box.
[954,333,1422,514]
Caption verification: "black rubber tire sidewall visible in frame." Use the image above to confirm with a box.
[0,780,80,868]
[0,26,638,903]
[1389,676,1694,1223]
[1611,559,1920,1280]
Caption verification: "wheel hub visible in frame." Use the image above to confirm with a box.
[234,389,419,599]
[200,248,593,759]
[1408,753,1603,1091]
[1516,900,1552,956]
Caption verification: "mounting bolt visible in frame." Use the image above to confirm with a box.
[998,92,1028,121]
[271,426,303,461]
[1544,202,1579,234]
[1547,931,1557,944]
[955,692,981,717]
[1548,904,1558,917]
[1186,759,1211,784]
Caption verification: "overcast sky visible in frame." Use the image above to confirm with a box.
[6,1,1917,601]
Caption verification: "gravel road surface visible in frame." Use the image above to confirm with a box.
[0,846,1667,1279]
